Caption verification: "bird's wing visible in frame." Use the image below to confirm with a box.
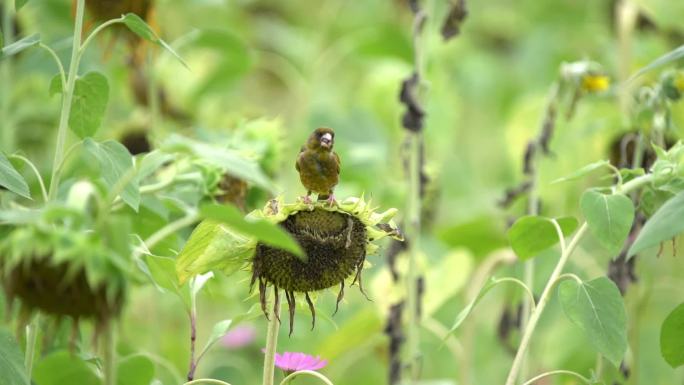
[295,146,305,172]
[333,151,341,175]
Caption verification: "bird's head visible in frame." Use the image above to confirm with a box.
[307,127,335,151]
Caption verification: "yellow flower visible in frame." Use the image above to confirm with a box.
[581,74,610,92]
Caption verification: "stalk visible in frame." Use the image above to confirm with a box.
[103,324,116,385]
[48,0,86,200]
[187,291,198,380]
[24,315,39,377]
[406,130,422,381]
[262,299,281,385]
[1,0,14,152]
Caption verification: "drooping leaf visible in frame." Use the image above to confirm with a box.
[1,34,39,58]
[551,160,611,184]
[507,216,578,260]
[33,351,99,385]
[660,302,684,368]
[629,44,684,83]
[580,190,634,253]
[84,138,140,211]
[175,219,253,285]
[558,277,627,366]
[200,203,304,258]
[629,191,684,258]
[68,72,110,138]
[0,152,31,199]
[162,134,276,193]
[122,13,188,69]
[0,328,29,385]
[116,355,155,385]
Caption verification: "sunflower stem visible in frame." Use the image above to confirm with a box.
[263,299,281,385]
[187,287,198,381]
[48,0,86,201]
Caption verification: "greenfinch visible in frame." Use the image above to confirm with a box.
[295,128,340,205]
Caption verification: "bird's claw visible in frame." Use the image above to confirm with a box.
[326,194,337,207]
[300,195,313,205]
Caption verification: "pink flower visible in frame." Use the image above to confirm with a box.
[271,351,328,373]
[221,325,256,349]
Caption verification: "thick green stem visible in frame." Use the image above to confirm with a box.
[104,324,116,385]
[1,0,14,152]
[262,300,281,385]
[24,315,39,378]
[48,0,86,201]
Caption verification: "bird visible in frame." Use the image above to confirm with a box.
[295,128,340,205]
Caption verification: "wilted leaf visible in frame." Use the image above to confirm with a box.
[558,277,627,366]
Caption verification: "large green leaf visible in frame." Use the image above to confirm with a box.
[200,204,304,258]
[50,72,109,138]
[0,152,30,199]
[0,328,29,385]
[33,351,99,385]
[660,302,684,368]
[175,219,253,284]
[122,13,188,69]
[628,191,684,258]
[116,355,154,385]
[84,139,140,211]
[558,277,627,366]
[507,216,578,260]
[580,190,634,253]
[0,34,39,58]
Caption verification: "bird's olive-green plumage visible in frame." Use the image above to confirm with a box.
[296,128,340,199]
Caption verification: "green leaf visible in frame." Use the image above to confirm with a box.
[580,190,634,253]
[48,73,62,97]
[84,138,140,211]
[507,216,578,260]
[558,277,627,366]
[0,328,29,385]
[1,34,39,58]
[197,319,232,360]
[660,302,684,368]
[629,191,684,257]
[551,160,611,184]
[144,254,182,293]
[629,44,684,83]
[16,0,28,10]
[200,203,304,258]
[122,13,188,69]
[137,150,173,181]
[162,134,276,193]
[0,152,30,199]
[33,351,99,385]
[68,72,109,138]
[424,250,473,316]
[116,355,155,385]
[176,219,253,285]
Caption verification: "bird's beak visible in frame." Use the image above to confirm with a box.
[320,133,333,148]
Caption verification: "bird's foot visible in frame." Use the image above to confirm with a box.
[300,195,313,205]
[326,194,337,207]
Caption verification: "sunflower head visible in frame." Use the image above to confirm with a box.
[249,196,402,334]
[0,222,128,332]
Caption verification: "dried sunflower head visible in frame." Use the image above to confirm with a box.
[253,197,402,334]
[0,222,128,333]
